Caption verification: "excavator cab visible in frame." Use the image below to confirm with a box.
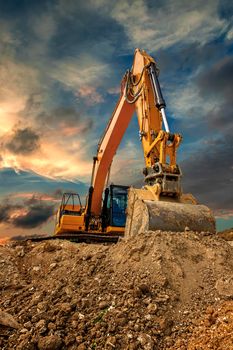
[55,187,128,236]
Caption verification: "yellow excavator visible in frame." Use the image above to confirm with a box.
[54,49,215,242]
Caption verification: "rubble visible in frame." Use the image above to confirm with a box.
[0,231,233,349]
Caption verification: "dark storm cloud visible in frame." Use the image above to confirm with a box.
[6,127,40,155]
[218,0,233,20]
[182,134,233,210]
[196,55,233,135]
[12,203,54,229]
[158,40,231,80]
[50,2,125,60]
[0,0,53,18]
[0,203,19,223]
[197,56,233,102]
[0,196,55,229]
[181,55,233,211]
[38,107,81,126]
[37,106,94,133]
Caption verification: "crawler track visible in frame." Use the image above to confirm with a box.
[28,232,121,244]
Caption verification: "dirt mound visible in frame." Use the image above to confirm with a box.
[0,231,233,349]
[217,227,233,241]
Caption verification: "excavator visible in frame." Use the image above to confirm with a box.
[53,49,215,243]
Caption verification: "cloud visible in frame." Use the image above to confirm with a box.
[181,135,233,212]
[0,203,18,223]
[0,195,55,229]
[50,55,111,105]
[5,127,40,155]
[12,203,54,229]
[197,56,233,103]
[93,0,229,52]
[0,58,40,135]
[77,86,104,105]
[181,55,233,211]
[37,106,93,132]
[12,192,61,202]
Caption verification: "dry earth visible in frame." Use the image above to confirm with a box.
[0,231,233,350]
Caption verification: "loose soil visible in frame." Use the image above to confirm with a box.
[0,231,233,349]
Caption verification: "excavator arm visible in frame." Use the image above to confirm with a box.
[90,48,182,216]
[90,89,134,216]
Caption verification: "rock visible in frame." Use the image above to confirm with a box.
[138,283,150,295]
[32,266,41,272]
[64,286,73,298]
[115,316,128,327]
[64,334,76,345]
[58,302,72,314]
[75,335,83,344]
[17,337,35,350]
[137,333,154,350]
[20,328,29,333]
[105,335,117,347]
[37,334,63,350]
[48,322,56,331]
[49,263,57,270]
[133,287,143,298]
[37,302,48,312]
[24,321,33,329]
[99,301,109,309]
[215,276,233,297]
[35,319,47,334]
[15,246,25,257]
[0,309,20,328]
[147,303,158,314]
[77,344,86,350]
[43,243,59,253]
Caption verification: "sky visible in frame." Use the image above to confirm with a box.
[0,0,232,237]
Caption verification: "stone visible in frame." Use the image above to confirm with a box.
[32,266,41,272]
[37,334,63,350]
[20,328,29,333]
[138,284,150,295]
[35,319,47,334]
[48,322,56,331]
[58,303,72,314]
[147,303,158,314]
[49,263,57,270]
[105,336,117,347]
[24,321,33,329]
[75,335,83,344]
[215,276,233,297]
[0,309,20,329]
[137,333,154,350]
[99,301,109,309]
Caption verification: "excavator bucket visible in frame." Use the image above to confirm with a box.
[125,188,216,238]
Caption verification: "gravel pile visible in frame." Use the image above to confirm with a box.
[0,231,233,349]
